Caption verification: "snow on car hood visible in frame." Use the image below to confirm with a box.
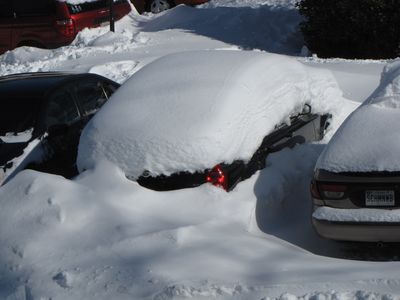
[316,59,400,173]
[77,50,343,179]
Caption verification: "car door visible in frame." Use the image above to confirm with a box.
[0,0,14,53]
[13,0,56,48]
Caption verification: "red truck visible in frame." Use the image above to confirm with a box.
[0,0,131,54]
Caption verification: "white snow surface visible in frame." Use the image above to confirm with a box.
[317,59,400,172]
[78,50,344,178]
[0,129,33,143]
[0,1,398,299]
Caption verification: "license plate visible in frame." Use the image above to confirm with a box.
[365,190,395,206]
[100,21,110,27]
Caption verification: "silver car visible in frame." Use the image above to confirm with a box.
[310,58,400,243]
[311,169,400,242]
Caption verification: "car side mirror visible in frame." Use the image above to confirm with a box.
[48,124,69,136]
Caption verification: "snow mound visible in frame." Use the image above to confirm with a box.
[316,59,400,172]
[144,4,303,55]
[78,50,343,179]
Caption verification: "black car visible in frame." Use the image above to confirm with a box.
[0,72,119,185]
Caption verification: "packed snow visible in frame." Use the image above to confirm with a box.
[316,60,400,173]
[0,1,399,299]
[77,50,345,178]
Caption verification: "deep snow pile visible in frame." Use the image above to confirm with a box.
[317,59,400,172]
[77,50,344,178]
[145,3,303,55]
[3,150,400,300]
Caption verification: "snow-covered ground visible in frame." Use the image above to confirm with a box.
[0,1,398,299]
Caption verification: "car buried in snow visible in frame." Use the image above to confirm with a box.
[311,61,400,243]
[0,72,119,186]
[77,50,336,192]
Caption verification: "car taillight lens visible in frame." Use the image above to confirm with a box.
[319,183,347,199]
[206,164,228,191]
[55,19,75,37]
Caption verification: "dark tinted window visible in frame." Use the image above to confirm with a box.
[0,97,39,135]
[0,0,14,18]
[75,80,116,115]
[45,88,80,128]
[14,0,55,17]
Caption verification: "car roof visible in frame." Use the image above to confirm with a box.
[0,72,109,99]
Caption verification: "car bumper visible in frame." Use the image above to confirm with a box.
[312,217,400,242]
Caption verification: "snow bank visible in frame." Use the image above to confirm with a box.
[2,148,400,299]
[77,50,343,179]
[145,3,303,55]
[317,59,400,172]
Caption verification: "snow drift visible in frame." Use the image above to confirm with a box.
[77,50,343,179]
[316,59,400,172]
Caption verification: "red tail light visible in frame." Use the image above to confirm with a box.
[318,183,347,199]
[55,19,75,37]
[206,164,228,191]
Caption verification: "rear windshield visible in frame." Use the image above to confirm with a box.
[67,0,126,14]
[13,0,56,17]
[0,98,39,135]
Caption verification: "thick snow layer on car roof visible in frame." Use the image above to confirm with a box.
[316,59,400,173]
[77,50,343,178]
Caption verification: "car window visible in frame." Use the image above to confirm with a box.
[75,80,116,116]
[66,0,126,14]
[14,0,55,17]
[45,88,80,128]
[0,97,39,135]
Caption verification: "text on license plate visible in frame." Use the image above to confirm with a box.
[365,190,395,206]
